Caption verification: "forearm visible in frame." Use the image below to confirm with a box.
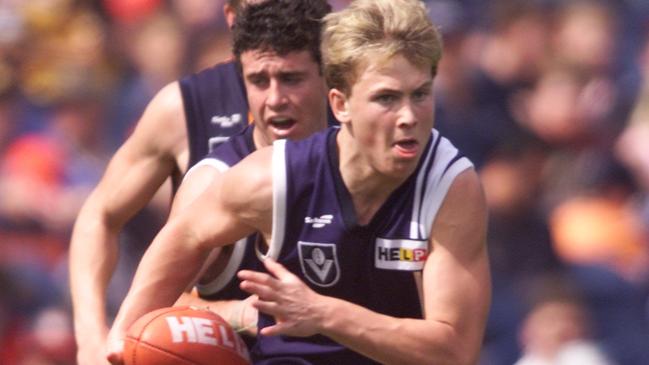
[69,206,120,343]
[319,297,470,365]
[110,223,209,338]
[70,139,174,336]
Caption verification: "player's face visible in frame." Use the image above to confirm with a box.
[241,49,328,148]
[337,54,435,177]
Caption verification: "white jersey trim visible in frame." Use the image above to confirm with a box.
[186,157,239,295]
[259,140,287,260]
[421,155,472,236]
[183,158,230,181]
[410,130,438,239]
[195,237,248,295]
[411,129,473,240]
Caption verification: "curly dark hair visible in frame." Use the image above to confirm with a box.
[226,0,244,12]
[232,0,331,68]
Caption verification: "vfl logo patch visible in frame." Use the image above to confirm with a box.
[304,214,333,228]
[298,242,340,287]
[211,113,242,128]
[375,238,428,271]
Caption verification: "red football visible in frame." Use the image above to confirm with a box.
[123,306,251,365]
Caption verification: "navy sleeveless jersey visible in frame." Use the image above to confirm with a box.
[180,60,249,169]
[251,127,473,364]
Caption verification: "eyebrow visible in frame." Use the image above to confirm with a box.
[245,69,307,79]
[414,80,434,90]
[372,80,434,94]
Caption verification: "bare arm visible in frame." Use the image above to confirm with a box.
[239,168,490,365]
[322,168,490,364]
[69,82,187,364]
[170,162,258,335]
[106,148,274,364]
[168,162,223,218]
[169,162,226,296]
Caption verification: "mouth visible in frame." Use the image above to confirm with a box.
[268,116,297,135]
[393,138,420,157]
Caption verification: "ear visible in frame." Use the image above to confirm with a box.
[223,4,237,29]
[329,88,351,123]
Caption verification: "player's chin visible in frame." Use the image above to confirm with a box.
[384,159,419,178]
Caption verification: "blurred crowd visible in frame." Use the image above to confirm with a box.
[0,0,648,364]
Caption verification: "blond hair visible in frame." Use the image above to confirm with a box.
[322,0,442,95]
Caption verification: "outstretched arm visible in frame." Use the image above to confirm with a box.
[170,161,258,336]
[239,168,490,365]
[69,82,187,365]
[106,147,274,364]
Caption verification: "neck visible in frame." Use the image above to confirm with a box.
[252,126,271,150]
[336,128,407,225]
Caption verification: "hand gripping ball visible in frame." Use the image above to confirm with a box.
[124,306,251,365]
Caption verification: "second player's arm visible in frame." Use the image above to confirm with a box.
[69,82,188,364]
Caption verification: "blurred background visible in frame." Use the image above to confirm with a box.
[0,0,648,364]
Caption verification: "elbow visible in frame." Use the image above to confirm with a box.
[445,348,477,365]
[75,198,121,234]
[443,327,482,365]
[419,346,475,365]
[418,323,481,365]
[81,186,140,232]
[397,348,470,365]
[421,344,477,365]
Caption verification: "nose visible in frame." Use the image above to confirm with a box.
[397,102,417,128]
[266,79,288,110]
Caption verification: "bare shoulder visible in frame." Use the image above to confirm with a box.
[446,168,485,209]
[126,81,188,164]
[169,162,224,218]
[220,146,274,224]
[141,81,185,129]
[433,168,487,255]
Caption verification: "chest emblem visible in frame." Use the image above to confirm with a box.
[298,242,340,287]
[375,238,428,271]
